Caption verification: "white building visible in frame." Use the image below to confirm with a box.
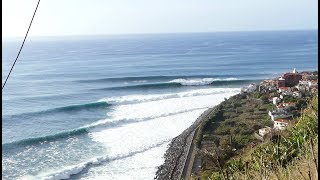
[268,110,292,121]
[299,80,309,86]
[272,97,280,105]
[273,119,290,130]
[293,91,302,98]
[308,81,318,87]
[258,126,272,137]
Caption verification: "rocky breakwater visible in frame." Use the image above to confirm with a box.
[154,107,219,180]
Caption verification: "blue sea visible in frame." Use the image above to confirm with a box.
[2,30,318,179]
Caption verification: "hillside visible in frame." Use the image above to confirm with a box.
[193,94,318,180]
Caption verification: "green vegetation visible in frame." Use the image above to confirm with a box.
[192,85,318,180]
[210,96,318,180]
[193,92,274,177]
[282,95,299,103]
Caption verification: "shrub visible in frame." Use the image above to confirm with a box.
[210,172,224,180]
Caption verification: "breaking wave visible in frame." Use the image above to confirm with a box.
[2,108,206,149]
[22,140,170,180]
[95,78,257,91]
[99,87,240,104]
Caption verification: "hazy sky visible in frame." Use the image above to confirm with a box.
[2,0,318,37]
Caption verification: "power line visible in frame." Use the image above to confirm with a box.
[2,0,41,90]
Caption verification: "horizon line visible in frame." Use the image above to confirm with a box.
[3,28,318,40]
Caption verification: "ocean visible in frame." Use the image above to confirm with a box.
[2,30,318,180]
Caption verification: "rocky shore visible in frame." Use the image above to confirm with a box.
[154,107,218,180]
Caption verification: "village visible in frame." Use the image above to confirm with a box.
[241,68,318,141]
[156,68,318,180]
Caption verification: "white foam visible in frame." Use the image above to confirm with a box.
[169,77,238,86]
[169,78,214,85]
[26,140,171,180]
[83,89,239,179]
[90,90,240,157]
[98,87,239,104]
[41,164,87,180]
[76,142,169,180]
[85,107,206,131]
[19,88,240,180]
[19,163,87,180]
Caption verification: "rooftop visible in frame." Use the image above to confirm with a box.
[274,118,292,124]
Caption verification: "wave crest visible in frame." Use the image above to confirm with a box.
[169,77,238,86]
[96,78,256,91]
[3,108,207,148]
[99,87,239,104]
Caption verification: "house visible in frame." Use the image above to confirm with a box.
[282,68,302,87]
[268,110,292,121]
[276,102,296,113]
[259,126,272,137]
[278,87,290,93]
[296,82,308,92]
[277,77,286,88]
[308,80,318,87]
[272,97,280,105]
[268,86,277,91]
[282,102,296,108]
[293,91,302,98]
[298,80,309,86]
[279,94,284,99]
[278,87,293,96]
[273,118,291,130]
[276,103,286,111]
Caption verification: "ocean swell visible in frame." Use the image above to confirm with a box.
[75,74,269,83]
[2,108,206,149]
[3,101,111,120]
[95,78,255,91]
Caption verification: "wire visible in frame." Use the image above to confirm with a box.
[2,0,41,90]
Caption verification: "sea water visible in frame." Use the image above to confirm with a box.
[2,30,318,179]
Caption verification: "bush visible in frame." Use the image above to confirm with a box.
[252,92,262,98]
[215,125,231,135]
[210,172,224,180]
[260,95,269,103]
[233,135,254,147]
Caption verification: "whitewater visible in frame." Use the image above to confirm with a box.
[4,87,240,180]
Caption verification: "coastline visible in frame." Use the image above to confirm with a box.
[155,70,318,180]
[154,105,221,180]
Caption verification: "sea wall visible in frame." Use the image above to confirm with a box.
[154,107,218,180]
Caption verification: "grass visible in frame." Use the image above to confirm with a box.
[212,95,318,180]
[193,89,318,180]
[194,92,273,175]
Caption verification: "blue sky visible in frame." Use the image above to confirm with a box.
[2,0,318,37]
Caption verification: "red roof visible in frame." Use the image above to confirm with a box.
[284,102,296,106]
[274,119,291,124]
[279,87,289,90]
[277,104,285,108]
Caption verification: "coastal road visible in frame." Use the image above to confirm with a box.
[180,107,215,180]
[181,128,199,179]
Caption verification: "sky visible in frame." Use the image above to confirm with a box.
[2,0,318,37]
